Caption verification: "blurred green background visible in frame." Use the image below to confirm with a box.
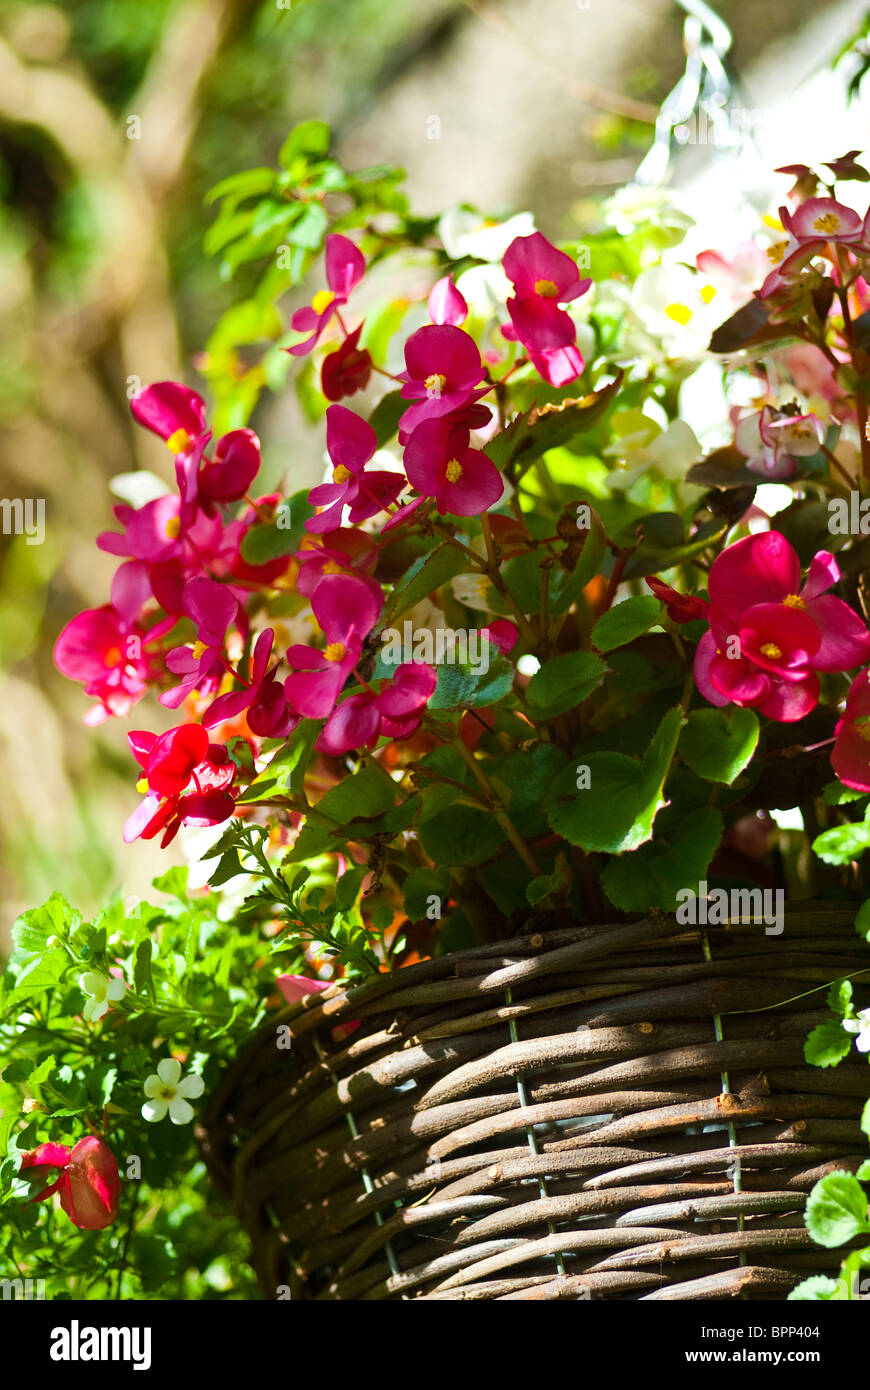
[0,0,850,939]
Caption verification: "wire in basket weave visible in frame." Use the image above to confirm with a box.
[202,904,870,1300]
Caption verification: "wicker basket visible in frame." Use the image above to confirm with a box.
[202,904,870,1300]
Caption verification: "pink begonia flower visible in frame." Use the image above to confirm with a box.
[22,1137,120,1231]
[162,577,239,710]
[276,975,360,1042]
[130,383,261,517]
[398,325,487,435]
[54,600,154,725]
[695,243,770,304]
[500,232,590,385]
[781,198,865,247]
[403,415,503,516]
[203,628,298,737]
[321,324,372,402]
[284,574,382,719]
[316,661,438,756]
[734,404,826,479]
[832,669,870,791]
[646,577,710,625]
[130,382,210,458]
[124,723,235,846]
[197,429,262,511]
[98,493,225,570]
[428,275,468,327]
[380,494,430,533]
[295,527,381,602]
[481,619,520,655]
[694,532,870,722]
[286,234,366,356]
[306,405,404,534]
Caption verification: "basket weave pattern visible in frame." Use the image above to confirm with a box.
[203,906,869,1300]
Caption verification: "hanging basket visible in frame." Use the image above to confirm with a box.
[202,903,869,1300]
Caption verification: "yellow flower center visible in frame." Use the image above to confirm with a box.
[322,560,343,574]
[813,212,841,234]
[332,464,351,484]
[856,718,870,743]
[164,516,181,540]
[783,594,805,610]
[445,459,463,483]
[699,284,716,304]
[324,641,346,663]
[766,241,788,265]
[424,373,446,396]
[165,428,192,455]
[760,642,783,659]
[191,640,209,659]
[136,777,150,793]
[312,289,335,315]
[104,645,122,668]
[665,302,692,325]
[158,1086,176,1101]
[533,278,559,297]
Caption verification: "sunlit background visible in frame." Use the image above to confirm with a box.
[0,0,867,940]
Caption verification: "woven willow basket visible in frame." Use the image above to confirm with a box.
[202,904,870,1300]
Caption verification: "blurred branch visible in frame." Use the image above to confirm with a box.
[463,0,659,124]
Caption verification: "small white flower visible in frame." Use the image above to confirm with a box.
[438,208,535,263]
[843,1009,870,1054]
[141,1058,205,1125]
[605,417,702,496]
[79,970,125,1023]
[631,263,721,358]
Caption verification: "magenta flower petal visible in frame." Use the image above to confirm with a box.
[502,232,589,301]
[803,595,870,671]
[429,275,468,326]
[708,532,801,621]
[326,404,377,474]
[325,233,366,298]
[756,673,820,722]
[506,294,576,352]
[284,664,345,719]
[527,343,585,387]
[376,662,437,719]
[130,382,208,448]
[832,671,870,790]
[316,694,381,755]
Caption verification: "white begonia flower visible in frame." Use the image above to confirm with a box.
[108,471,171,507]
[843,1009,870,1054]
[438,208,535,263]
[631,263,721,358]
[141,1058,205,1125]
[605,418,702,494]
[79,971,125,1023]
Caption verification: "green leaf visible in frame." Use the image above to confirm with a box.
[813,821,870,865]
[679,708,759,785]
[788,1276,845,1301]
[547,706,682,853]
[279,121,331,170]
[592,596,663,652]
[289,202,329,250]
[368,390,405,447]
[827,977,853,1014]
[526,651,608,720]
[315,763,399,825]
[550,509,607,613]
[380,543,471,627]
[804,1172,870,1248]
[133,939,154,998]
[12,894,76,954]
[206,168,277,205]
[404,867,450,921]
[236,722,318,804]
[601,807,723,912]
[856,900,870,941]
[822,780,868,806]
[419,805,506,867]
[427,650,515,710]
[333,866,367,913]
[804,1020,853,1068]
[863,1098,870,1136]
[486,375,623,472]
[856,1160,870,1180]
[239,490,314,565]
[6,951,69,1003]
